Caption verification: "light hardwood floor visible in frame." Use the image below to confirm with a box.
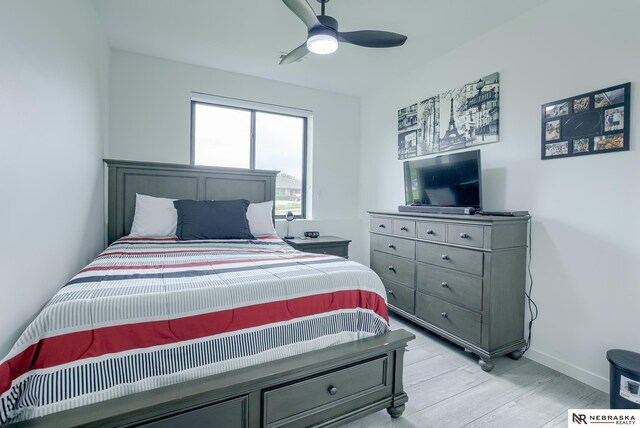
[343,314,609,428]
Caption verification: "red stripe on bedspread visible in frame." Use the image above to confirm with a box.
[115,236,279,242]
[117,237,179,242]
[0,289,387,396]
[97,249,284,258]
[80,253,324,272]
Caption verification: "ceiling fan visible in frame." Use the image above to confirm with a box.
[280,0,407,64]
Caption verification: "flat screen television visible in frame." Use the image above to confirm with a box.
[403,149,482,210]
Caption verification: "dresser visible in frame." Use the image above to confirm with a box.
[368,210,529,371]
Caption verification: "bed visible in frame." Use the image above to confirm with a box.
[1,160,413,427]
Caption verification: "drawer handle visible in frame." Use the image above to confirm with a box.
[426,229,434,235]
[441,312,448,318]
[378,224,386,228]
[459,232,469,239]
[441,254,449,260]
[441,282,449,288]
[328,386,338,395]
[400,226,408,231]
[388,244,396,249]
[388,266,396,273]
[387,289,394,295]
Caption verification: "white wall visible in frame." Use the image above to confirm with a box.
[358,0,640,392]
[108,50,366,261]
[0,1,109,356]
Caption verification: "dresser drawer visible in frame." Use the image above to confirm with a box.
[371,234,415,259]
[141,396,247,427]
[416,264,482,311]
[447,224,484,248]
[416,221,446,242]
[382,280,415,314]
[416,242,483,276]
[372,252,415,287]
[415,293,481,344]
[264,357,389,427]
[370,216,392,233]
[393,219,416,238]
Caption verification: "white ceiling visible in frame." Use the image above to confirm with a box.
[92,0,545,97]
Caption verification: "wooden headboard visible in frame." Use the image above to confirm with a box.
[105,159,278,244]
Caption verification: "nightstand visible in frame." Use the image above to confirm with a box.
[283,236,351,258]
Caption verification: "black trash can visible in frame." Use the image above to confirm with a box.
[607,349,640,409]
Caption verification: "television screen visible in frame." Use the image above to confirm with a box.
[403,150,482,209]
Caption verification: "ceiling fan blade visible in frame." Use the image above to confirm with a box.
[338,30,407,48]
[282,0,321,29]
[280,42,310,64]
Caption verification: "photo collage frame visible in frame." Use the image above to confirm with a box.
[541,82,630,160]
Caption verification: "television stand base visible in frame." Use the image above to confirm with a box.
[398,205,476,215]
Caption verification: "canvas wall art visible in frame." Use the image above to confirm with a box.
[541,82,630,160]
[397,103,418,159]
[397,72,500,159]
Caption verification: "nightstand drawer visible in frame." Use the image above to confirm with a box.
[303,245,348,258]
[416,221,446,242]
[371,234,415,259]
[447,224,484,248]
[393,219,416,238]
[382,280,414,314]
[416,264,482,311]
[264,356,389,427]
[370,216,392,233]
[284,236,350,259]
[416,242,483,276]
[415,293,481,344]
[372,252,415,287]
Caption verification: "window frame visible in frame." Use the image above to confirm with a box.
[190,96,309,219]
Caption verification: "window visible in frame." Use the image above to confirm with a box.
[191,96,308,217]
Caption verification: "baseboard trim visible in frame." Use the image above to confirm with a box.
[525,348,609,393]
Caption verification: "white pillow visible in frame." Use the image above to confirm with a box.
[129,194,177,237]
[246,201,276,236]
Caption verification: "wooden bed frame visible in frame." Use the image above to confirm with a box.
[13,160,414,428]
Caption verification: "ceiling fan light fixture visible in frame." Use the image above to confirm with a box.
[280,0,406,64]
[307,32,338,54]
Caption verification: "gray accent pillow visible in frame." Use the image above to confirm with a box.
[173,199,255,240]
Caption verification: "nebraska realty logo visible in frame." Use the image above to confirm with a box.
[568,409,639,426]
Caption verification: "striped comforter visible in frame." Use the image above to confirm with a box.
[0,236,389,425]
